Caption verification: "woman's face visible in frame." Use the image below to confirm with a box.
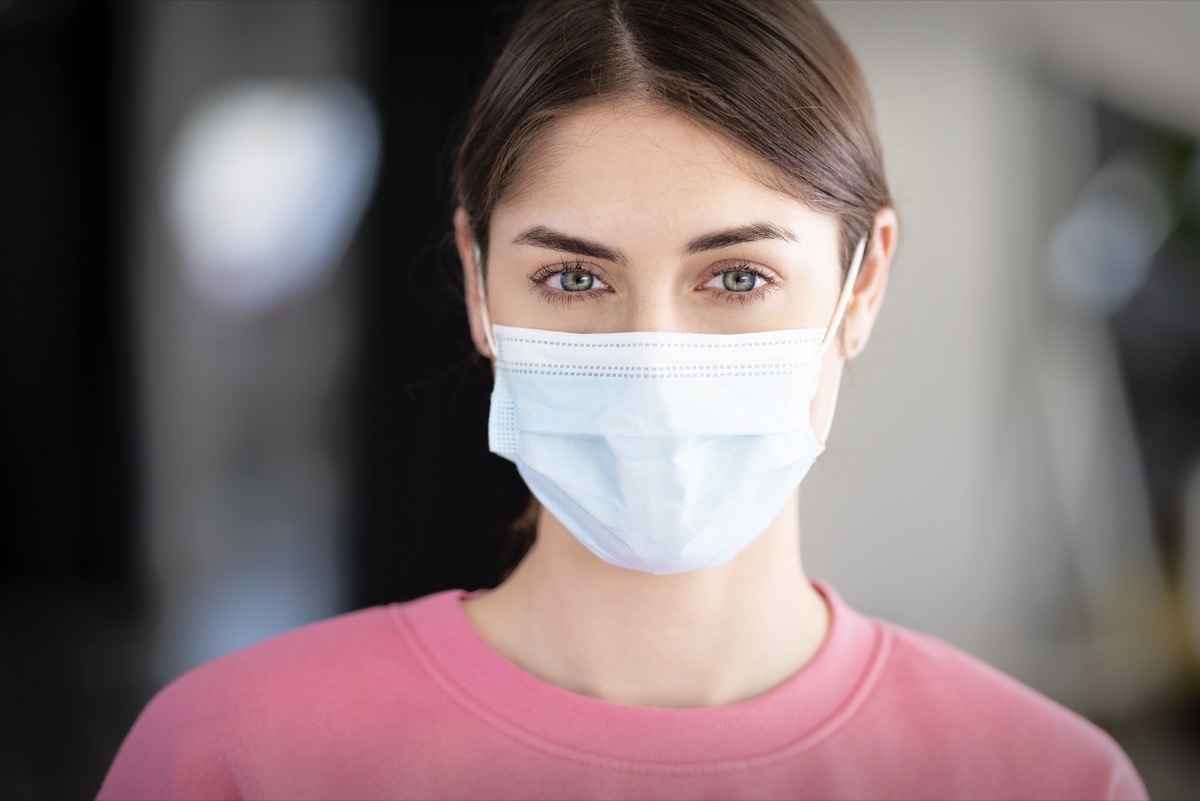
[458,98,892,440]
[478,100,845,337]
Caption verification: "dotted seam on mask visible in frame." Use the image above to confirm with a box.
[489,402,518,452]
[500,367,810,378]
[499,361,816,373]
[498,336,819,350]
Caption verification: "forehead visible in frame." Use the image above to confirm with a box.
[516,101,760,191]
[494,99,836,244]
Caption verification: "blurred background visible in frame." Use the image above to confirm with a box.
[1,0,1197,798]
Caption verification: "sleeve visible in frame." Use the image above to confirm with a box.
[96,679,243,801]
[1106,749,1151,801]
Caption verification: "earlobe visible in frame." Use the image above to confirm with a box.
[841,207,898,359]
[454,208,494,361]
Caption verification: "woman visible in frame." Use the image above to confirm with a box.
[99,1,1148,798]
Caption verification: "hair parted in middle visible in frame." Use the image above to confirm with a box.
[452,0,892,277]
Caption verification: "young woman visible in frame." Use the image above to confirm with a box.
[99,1,1148,798]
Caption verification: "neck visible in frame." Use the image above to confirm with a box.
[462,491,829,708]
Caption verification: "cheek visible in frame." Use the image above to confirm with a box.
[482,265,549,330]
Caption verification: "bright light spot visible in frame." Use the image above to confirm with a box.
[165,79,380,314]
[1047,155,1174,313]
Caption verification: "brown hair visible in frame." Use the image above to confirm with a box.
[450,0,893,576]
[452,0,892,275]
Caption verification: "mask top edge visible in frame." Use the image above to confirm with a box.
[491,324,825,346]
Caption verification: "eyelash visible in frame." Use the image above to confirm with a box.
[527,259,779,307]
[703,260,780,306]
[528,260,610,308]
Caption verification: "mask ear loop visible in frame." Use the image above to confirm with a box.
[815,235,868,444]
[473,241,499,359]
[819,235,868,356]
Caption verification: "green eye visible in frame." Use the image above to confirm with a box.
[560,271,595,291]
[722,270,758,292]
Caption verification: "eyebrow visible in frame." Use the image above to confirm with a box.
[683,222,799,255]
[512,226,626,264]
[511,221,799,264]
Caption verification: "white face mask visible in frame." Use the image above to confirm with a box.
[477,237,866,575]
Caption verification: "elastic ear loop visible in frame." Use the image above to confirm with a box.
[473,241,499,359]
[818,235,867,356]
[816,235,868,444]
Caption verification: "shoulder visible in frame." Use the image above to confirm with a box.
[151,603,405,715]
[860,618,1147,800]
[880,621,1103,738]
[97,591,461,800]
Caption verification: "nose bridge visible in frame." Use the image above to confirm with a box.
[620,279,685,333]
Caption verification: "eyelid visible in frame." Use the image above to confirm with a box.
[699,259,782,305]
[528,259,612,307]
[528,259,610,286]
[701,259,779,283]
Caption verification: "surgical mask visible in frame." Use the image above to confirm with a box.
[477,237,866,574]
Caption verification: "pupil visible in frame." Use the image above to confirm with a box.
[562,271,593,291]
[723,271,755,292]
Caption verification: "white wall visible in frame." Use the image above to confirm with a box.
[807,0,1195,718]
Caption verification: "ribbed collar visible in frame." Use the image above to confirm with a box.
[389,579,888,769]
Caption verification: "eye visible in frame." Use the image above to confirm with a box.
[702,262,776,298]
[529,260,611,306]
[710,269,764,293]
[554,269,601,292]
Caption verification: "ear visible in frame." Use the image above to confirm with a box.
[840,207,898,359]
[454,207,494,360]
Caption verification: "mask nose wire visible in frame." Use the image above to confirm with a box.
[819,235,868,357]
[472,241,499,359]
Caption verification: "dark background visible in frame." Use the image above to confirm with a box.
[0,1,525,796]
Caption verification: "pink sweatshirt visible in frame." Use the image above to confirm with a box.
[97,581,1148,800]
